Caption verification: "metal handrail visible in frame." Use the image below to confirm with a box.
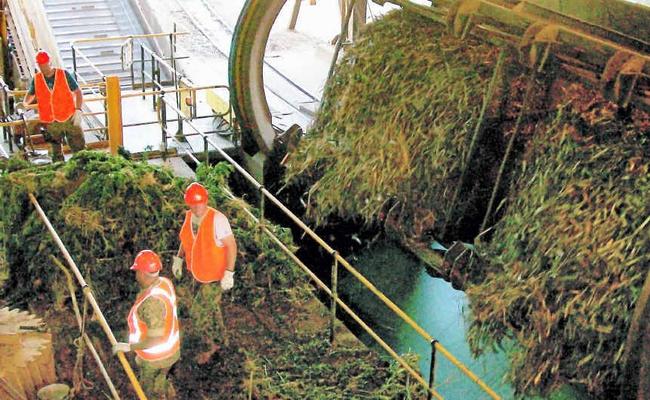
[28,193,148,400]
[159,95,501,400]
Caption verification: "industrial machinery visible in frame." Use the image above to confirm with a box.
[229,0,650,158]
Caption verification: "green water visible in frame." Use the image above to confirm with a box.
[340,242,515,399]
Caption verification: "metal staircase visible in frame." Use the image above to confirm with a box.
[42,0,145,85]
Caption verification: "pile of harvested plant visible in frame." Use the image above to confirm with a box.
[468,86,650,396]
[283,10,545,240]
[0,151,423,399]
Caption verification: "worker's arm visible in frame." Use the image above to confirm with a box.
[74,88,83,110]
[222,234,237,272]
[23,93,36,106]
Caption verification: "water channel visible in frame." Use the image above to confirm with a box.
[338,242,515,399]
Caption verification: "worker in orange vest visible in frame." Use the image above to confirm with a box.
[172,182,237,364]
[23,50,85,162]
[113,250,180,399]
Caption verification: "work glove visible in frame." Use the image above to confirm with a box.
[112,342,131,355]
[72,109,83,127]
[221,270,234,291]
[172,256,183,279]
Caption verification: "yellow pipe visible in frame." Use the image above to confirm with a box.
[28,193,148,400]
[106,76,123,155]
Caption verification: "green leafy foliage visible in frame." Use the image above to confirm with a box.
[284,10,511,239]
[468,102,650,396]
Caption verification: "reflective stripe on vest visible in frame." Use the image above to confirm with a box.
[34,69,75,123]
[127,277,180,361]
[179,207,228,283]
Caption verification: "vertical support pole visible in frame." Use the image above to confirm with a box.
[151,55,156,109]
[203,135,209,164]
[140,45,145,100]
[130,41,135,91]
[427,339,438,400]
[106,76,123,156]
[71,47,77,80]
[329,251,338,344]
[327,0,356,82]
[288,0,302,30]
[160,92,168,155]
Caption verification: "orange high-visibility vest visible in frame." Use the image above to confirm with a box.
[34,69,76,123]
[127,277,180,361]
[179,207,228,283]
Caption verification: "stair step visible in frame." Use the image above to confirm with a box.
[45,4,110,13]
[51,20,118,30]
[47,10,114,20]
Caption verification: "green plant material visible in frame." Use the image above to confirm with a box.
[467,100,650,396]
[284,10,510,238]
[244,332,425,399]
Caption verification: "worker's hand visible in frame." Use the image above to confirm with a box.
[112,342,131,355]
[221,270,234,291]
[172,256,183,279]
[72,109,83,127]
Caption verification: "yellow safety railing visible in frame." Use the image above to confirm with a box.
[160,95,502,400]
[28,193,148,400]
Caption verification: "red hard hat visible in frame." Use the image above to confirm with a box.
[130,250,162,273]
[184,182,208,205]
[36,51,50,65]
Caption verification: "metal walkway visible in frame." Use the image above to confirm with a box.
[42,0,145,84]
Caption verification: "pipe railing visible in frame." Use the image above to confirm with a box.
[160,95,501,400]
[27,193,147,399]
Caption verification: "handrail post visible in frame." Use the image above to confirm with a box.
[72,46,78,81]
[330,251,339,344]
[151,54,156,109]
[106,76,123,155]
[140,45,145,100]
[160,92,168,156]
[203,134,209,164]
[427,339,439,400]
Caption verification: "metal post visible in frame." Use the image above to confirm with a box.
[203,135,209,164]
[160,92,168,155]
[140,45,145,100]
[288,0,302,30]
[72,46,78,80]
[330,251,338,344]
[106,76,123,155]
[427,339,439,400]
[151,54,156,109]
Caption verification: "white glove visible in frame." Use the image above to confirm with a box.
[221,270,234,291]
[172,256,183,279]
[72,109,83,127]
[112,342,131,354]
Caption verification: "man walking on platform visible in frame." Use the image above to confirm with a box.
[173,182,237,364]
[113,250,180,399]
[23,50,85,161]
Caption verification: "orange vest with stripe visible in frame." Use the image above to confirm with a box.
[34,69,76,123]
[127,277,180,361]
[179,207,228,283]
